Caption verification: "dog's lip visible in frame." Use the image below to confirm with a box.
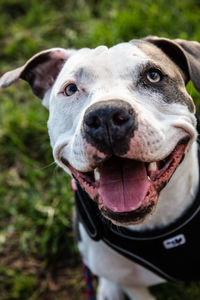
[60,136,189,224]
[101,200,156,226]
[145,136,189,182]
[60,135,189,179]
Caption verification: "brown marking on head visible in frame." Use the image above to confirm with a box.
[132,38,200,112]
[0,48,75,99]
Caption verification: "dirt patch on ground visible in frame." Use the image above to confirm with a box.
[0,239,95,300]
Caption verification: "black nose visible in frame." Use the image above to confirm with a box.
[83,100,137,155]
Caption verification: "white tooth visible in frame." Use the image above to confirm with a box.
[94,168,100,181]
[148,162,157,172]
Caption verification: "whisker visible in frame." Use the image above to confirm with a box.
[53,164,60,176]
[37,161,57,170]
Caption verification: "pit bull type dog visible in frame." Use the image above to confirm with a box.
[1,36,200,300]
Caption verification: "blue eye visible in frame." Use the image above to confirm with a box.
[64,83,78,96]
[147,69,162,83]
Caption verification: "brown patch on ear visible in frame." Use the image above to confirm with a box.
[174,39,200,94]
[142,36,200,94]
[0,48,74,99]
[21,50,68,98]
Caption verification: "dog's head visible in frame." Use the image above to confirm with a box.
[1,37,200,225]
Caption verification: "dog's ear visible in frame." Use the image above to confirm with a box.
[0,48,75,104]
[143,36,200,93]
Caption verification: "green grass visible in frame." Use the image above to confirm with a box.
[1,0,200,299]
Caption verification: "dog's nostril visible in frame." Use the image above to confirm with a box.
[112,112,129,126]
[86,115,101,129]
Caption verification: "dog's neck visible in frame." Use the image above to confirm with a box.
[129,141,199,231]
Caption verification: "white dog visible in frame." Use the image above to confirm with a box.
[1,36,200,300]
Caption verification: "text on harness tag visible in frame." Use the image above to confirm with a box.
[163,234,186,249]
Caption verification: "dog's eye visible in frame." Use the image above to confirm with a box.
[64,83,78,96]
[146,69,162,83]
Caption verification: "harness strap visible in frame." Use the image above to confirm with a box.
[75,184,102,241]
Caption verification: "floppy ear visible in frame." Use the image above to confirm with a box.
[0,48,75,102]
[143,36,200,94]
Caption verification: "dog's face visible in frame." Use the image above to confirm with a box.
[1,37,200,225]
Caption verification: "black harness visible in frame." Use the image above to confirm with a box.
[75,118,200,283]
[76,183,200,282]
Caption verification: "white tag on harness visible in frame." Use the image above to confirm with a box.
[163,234,186,249]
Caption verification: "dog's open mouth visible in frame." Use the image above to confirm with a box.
[61,138,189,225]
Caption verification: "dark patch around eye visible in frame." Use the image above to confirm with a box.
[135,62,166,88]
[137,69,194,112]
[147,69,162,82]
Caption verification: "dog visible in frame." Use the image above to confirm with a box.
[1,36,200,300]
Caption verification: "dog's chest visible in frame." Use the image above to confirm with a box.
[78,223,165,287]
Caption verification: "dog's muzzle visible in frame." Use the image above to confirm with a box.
[83,99,138,155]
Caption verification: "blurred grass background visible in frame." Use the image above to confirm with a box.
[0,0,200,299]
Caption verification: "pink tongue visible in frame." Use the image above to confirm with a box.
[99,157,150,213]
